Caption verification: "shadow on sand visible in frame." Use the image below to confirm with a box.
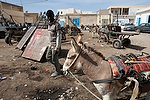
[126,44,146,51]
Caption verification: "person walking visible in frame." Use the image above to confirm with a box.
[46,10,62,77]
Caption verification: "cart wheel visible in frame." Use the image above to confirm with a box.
[5,35,13,45]
[112,39,122,49]
[118,35,122,40]
[122,38,131,47]
[5,35,9,44]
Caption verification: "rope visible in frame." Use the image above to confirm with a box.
[69,71,102,100]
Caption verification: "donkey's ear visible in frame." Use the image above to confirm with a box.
[71,37,81,53]
[76,33,82,43]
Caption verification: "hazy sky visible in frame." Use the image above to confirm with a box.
[1,0,150,14]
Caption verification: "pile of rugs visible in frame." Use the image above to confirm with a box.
[107,53,150,82]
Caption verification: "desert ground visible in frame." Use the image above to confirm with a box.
[0,30,150,100]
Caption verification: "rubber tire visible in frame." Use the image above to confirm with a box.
[112,39,122,49]
[122,38,131,47]
[5,35,9,44]
[118,35,122,40]
[136,29,140,34]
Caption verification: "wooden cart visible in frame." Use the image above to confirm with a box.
[98,25,139,49]
[110,32,139,49]
[99,30,139,49]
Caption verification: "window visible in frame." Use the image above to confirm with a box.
[115,11,118,15]
[122,8,129,15]
[145,23,149,27]
[140,23,145,26]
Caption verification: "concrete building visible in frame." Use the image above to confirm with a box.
[65,13,97,27]
[57,6,150,28]
[135,6,150,26]
[107,5,150,24]
[0,1,24,25]
[97,9,113,26]
[24,11,39,25]
[57,8,97,27]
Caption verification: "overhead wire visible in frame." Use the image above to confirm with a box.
[0,0,48,5]
[20,0,48,5]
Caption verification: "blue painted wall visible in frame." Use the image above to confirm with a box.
[73,18,80,27]
[60,21,64,27]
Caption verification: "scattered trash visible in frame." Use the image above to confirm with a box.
[24,84,27,87]
[0,98,3,100]
[31,66,37,70]
[12,59,16,61]
[9,76,15,80]
[75,87,78,90]
[0,77,7,81]
[74,81,78,84]
[14,86,19,92]
[101,44,104,47]
[93,44,95,45]
[58,95,65,100]
[65,87,74,94]
[84,42,88,44]
[0,55,3,57]
[46,69,49,71]
[74,80,83,85]
[68,83,70,85]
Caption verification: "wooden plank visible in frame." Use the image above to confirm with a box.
[22,29,49,61]
[17,26,36,50]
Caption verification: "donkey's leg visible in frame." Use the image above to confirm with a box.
[145,91,150,100]
[92,31,95,38]
[93,83,115,100]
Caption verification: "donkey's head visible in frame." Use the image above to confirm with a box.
[63,34,83,74]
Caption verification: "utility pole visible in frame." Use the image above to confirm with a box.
[116,14,118,31]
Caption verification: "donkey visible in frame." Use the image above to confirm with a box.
[63,34,150,100]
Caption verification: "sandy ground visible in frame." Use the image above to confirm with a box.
[0,30,150,100]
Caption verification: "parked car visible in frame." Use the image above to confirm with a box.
[0,22,7,38]
[135,23,150,33]
[122,23,135,31]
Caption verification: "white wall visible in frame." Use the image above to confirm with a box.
[57,8,76,15]
[57,8,94,15]
[82,11,93,14]
[135,10,150,25]
[129,8,140,15]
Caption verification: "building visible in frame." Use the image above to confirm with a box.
[97,9,113,26]
[135,6,150,26]
[57,8,97,27]
[0,1,24,25]
[57,6,150,28]
[24,11,39,25]
[107,5,150,24]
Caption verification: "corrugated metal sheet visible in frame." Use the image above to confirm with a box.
[17,26,36,49]
[22,29,49,61]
